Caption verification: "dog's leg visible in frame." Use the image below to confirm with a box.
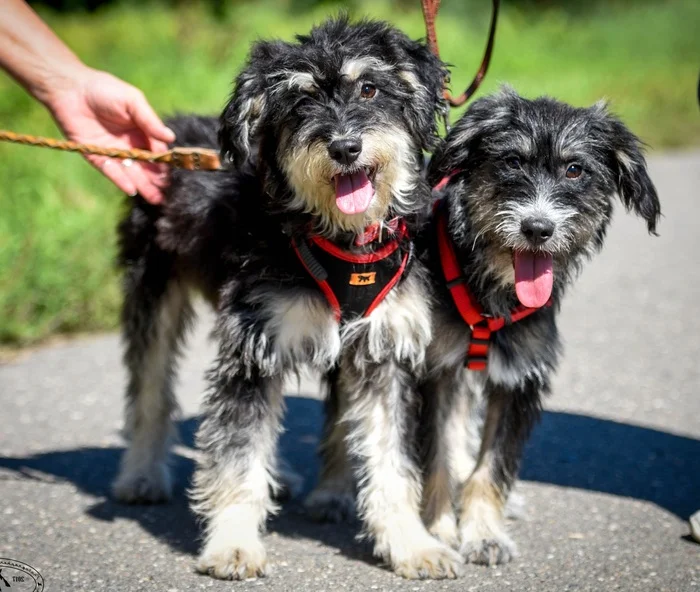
[193,291,339,580]
[419,373,457,549]
[457,380,541,565]
[305,368,356,523]
[419,369,480,549]
[113,262,193,504]
[425,369,486,546]
[193,370,284,580]
[341,360,463,580]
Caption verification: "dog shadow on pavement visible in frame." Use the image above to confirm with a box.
[0,396,698,559]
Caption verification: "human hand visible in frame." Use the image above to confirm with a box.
[42,67,175,204]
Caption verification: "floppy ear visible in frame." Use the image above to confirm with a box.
[593,104,661,234]
[393,34,449,152]
[218,42,277,166]
[427,89,513,186]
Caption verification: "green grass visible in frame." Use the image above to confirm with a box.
[1,0,699,345]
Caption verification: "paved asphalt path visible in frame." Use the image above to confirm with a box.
[1,151,699,592]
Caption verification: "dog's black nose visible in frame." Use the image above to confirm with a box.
[521,218,555,245]
[328,138,362,165]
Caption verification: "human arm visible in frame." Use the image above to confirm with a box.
[0,0,175,203]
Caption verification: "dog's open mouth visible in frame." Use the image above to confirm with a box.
[334,167,376,215]
[513,251,553,308]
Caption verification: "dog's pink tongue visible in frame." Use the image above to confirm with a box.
[334,170,374,215]
[514,251,553,308]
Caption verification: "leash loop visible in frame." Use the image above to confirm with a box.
[422,0,500,107]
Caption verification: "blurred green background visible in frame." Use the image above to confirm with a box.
[0,0,699,346]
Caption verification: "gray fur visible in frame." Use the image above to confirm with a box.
[420,88,660,566]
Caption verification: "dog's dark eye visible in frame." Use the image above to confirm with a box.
[360,83,377,99]
[566,163,583,179]
[505,156,521,170]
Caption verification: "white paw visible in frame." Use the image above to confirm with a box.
[112,462,172,504]
[196,538,268,580]
[304,486,356,523]
[389,539,463,580]
[460,527,516,565]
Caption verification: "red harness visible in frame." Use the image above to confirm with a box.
[292,219,412,323]
[435,203,551,371]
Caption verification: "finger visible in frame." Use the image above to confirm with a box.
[86,155,137,196]
[141,136,170,193]
[145,138,171,189]
[148,138,169,154]
[123,161,164,205]
[142,160,170,190]
[127,92,176,145]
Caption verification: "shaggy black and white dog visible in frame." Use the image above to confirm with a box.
[417,88,660,565]
[113,17,463,580]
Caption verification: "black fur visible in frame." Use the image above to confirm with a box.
[114,18,461,581]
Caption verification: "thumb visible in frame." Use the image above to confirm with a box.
[127,91,176,145]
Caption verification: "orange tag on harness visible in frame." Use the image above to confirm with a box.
[349,272,376,286]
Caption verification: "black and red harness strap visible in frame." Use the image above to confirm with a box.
[435,202,550,371]
[292,219,412,323]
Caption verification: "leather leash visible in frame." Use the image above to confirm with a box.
[421,0,500,107]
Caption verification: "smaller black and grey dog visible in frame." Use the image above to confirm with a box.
[418,88,660,565]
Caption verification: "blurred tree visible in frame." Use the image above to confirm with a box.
[28,0,106,10]
[26,0,657,11]
[28,0,229,14]
[27,0,375,13]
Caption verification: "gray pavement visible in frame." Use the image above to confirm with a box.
[1,151,699,591]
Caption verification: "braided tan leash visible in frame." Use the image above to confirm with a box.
[0,129,221,171]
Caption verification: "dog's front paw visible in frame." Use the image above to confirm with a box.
[390,540,463,580]
[196,539,268,580]
[112,463,172,504]
[304,486,356,523]
[460,531,516,566]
